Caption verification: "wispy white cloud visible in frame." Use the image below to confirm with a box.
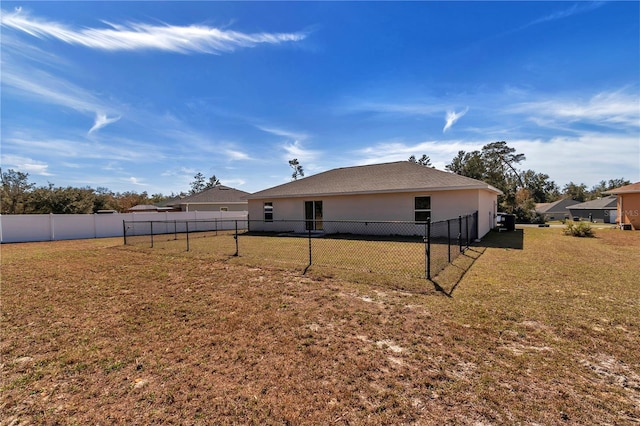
[127,176,147,186]
[2,64,113,115]
[282,140,321,162]
[1,154,53,176]
[257,125,309,141]
[340,100,443,117]
[224,149,250,160]
[525,2,605,29]
[88,113,121,134]
[354,139,477,170]
[443,106,469,133]
[509,89,640,130]
[1,8,307,54]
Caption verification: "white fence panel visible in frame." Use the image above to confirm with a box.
[0,211,248,243]
[0,215,51,243]
[52,215,95,241]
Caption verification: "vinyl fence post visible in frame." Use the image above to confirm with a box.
[186,221,190,252]
[150,221,154,248]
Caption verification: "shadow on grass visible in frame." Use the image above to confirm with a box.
[480,229,524,250]
[430,229,524,296]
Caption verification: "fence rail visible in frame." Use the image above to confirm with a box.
[123,213,478,281]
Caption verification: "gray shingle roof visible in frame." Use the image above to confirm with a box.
[173,185,250,204]
[536,198,579,214]
[568,196,617,210]
[248,161,502,199]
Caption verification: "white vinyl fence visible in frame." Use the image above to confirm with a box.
[0,211,248,243]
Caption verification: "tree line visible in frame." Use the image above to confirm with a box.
[408,141,629,222]
[2,144,630,218]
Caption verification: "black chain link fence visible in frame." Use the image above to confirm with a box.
[123,213,478,280]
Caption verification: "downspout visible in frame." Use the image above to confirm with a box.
[619,195,623,228]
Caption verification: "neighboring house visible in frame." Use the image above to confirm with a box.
[605,182,640,230]
[535,198,579,221]
[567,196,618,223]
[246,161,502,239]
[127,204,175,213]
[167,185,249,212]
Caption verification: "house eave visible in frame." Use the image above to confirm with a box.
[247,185,502,200]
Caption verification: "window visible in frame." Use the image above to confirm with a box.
[264,202,273,222]
[414,196,431,222]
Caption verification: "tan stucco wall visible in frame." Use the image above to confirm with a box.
[617,193,640,230]
[248,189,498,238]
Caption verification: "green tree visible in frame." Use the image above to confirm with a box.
[446,142,559,220]
[205,175,221,190]
[408,154,433,167]
[289,159,304,181]
[190,172,206,195]
[1,168,35,214]
[563,182,588,202]
[445,150,485,180]
[521,170,560,203]
[589,178,631,200]
[190,173,220,194]
[28,185,97,214]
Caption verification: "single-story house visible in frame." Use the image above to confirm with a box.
[605,182,640,230]
[567,196,618,223]
[535,198,579,221]
[167,185,249,212]
[246,161,502,239]
[127,204,176,213]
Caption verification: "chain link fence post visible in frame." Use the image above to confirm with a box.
[186,221,190,251]
[465,214,469,248]
[234,220,239,256]
[425,220,431,280]
[458,215,463,253]
[308,227,312,267]
[447,218,451,263]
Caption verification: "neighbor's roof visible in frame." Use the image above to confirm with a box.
[604,182,640,194]
[535,198,579,214]
[248,161,502,199]
[568,195,617,210]
[172,185,250,205]
[128,204,160,211]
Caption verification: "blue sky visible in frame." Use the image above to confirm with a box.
[1,1,638,195]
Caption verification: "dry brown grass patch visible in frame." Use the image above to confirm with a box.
[1,228,638,424]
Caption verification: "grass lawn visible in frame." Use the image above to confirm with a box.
[1,227,639,424]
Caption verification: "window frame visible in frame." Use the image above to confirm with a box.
[263,202,273,222]
[414,196,431,222]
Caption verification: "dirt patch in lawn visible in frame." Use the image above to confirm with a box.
[2,228,639,424]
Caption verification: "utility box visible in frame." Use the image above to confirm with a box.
[503,214,516,231]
